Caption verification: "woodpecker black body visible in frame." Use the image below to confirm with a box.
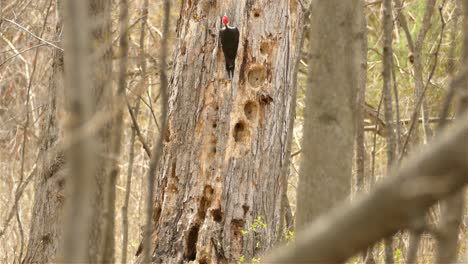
[219,16,239,80]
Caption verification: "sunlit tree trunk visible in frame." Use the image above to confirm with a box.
[134,1,305,263]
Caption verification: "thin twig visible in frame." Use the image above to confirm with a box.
[15,206,24,263]
[126,100,151,158]
[0,161,37,238]
[145,89,161,131]
[391,58,401,153]
[121,102,139,264]
[0,43,47,67]
[438,2,460,129]
[370,94,384,187]
[2,18,63,50]
[399,1,448,160]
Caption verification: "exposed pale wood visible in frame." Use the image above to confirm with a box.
[135,1,305,263]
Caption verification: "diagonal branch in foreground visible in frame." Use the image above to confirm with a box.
[264,112,468,263]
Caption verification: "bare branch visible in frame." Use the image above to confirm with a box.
[126,100,151,158]
[263,111,468,263]
[2,18,63,51]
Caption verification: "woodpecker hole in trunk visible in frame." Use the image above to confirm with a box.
[184,224,200,261]
[181,42,187,55]
[171,160,177,178]
[199,256,209,264]
[260,40,271,55]
[230,219,245,259]
[57,177,65,189]
[198,185,213,220]
[233,121,247,142]
[165,125,171,142]
[210,146,217,155]
[211,208,224,222]
[167,183,178,193]
[206,135,217,158]
[242,204,250,217]
[253,8,261,18]
[244,101,258,121]
[247,65,266,88]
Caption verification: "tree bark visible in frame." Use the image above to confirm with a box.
[354,2,374,263]
[382,0,397,262]
[21,8,65,263]
[23,0,113,263]
[134,1,305,263]
[355,0,369,199]
[295,0,359,229]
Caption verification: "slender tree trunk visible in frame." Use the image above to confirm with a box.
[134,1,305,263]
[354,2,375,263]
[382,0,397,263]
[413,0,437,143]
[100,0,128,261]
[356,0,369,202]
[121,102,139,264]
[21,6,64,263]
[295,0,359,229]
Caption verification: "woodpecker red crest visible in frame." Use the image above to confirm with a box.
[222,15,229,26]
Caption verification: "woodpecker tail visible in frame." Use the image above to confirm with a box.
[226,63,235,80]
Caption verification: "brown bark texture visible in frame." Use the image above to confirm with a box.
[22,22,65,264]
[135,1,304,263]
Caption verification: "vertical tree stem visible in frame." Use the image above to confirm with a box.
[143,1,170,263]
[382,0,396,262]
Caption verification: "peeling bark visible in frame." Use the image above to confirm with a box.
[135,1,305,263]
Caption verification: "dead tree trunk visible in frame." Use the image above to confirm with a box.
[135,1,305,263]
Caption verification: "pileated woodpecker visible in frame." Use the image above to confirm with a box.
[219,15,239,80]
